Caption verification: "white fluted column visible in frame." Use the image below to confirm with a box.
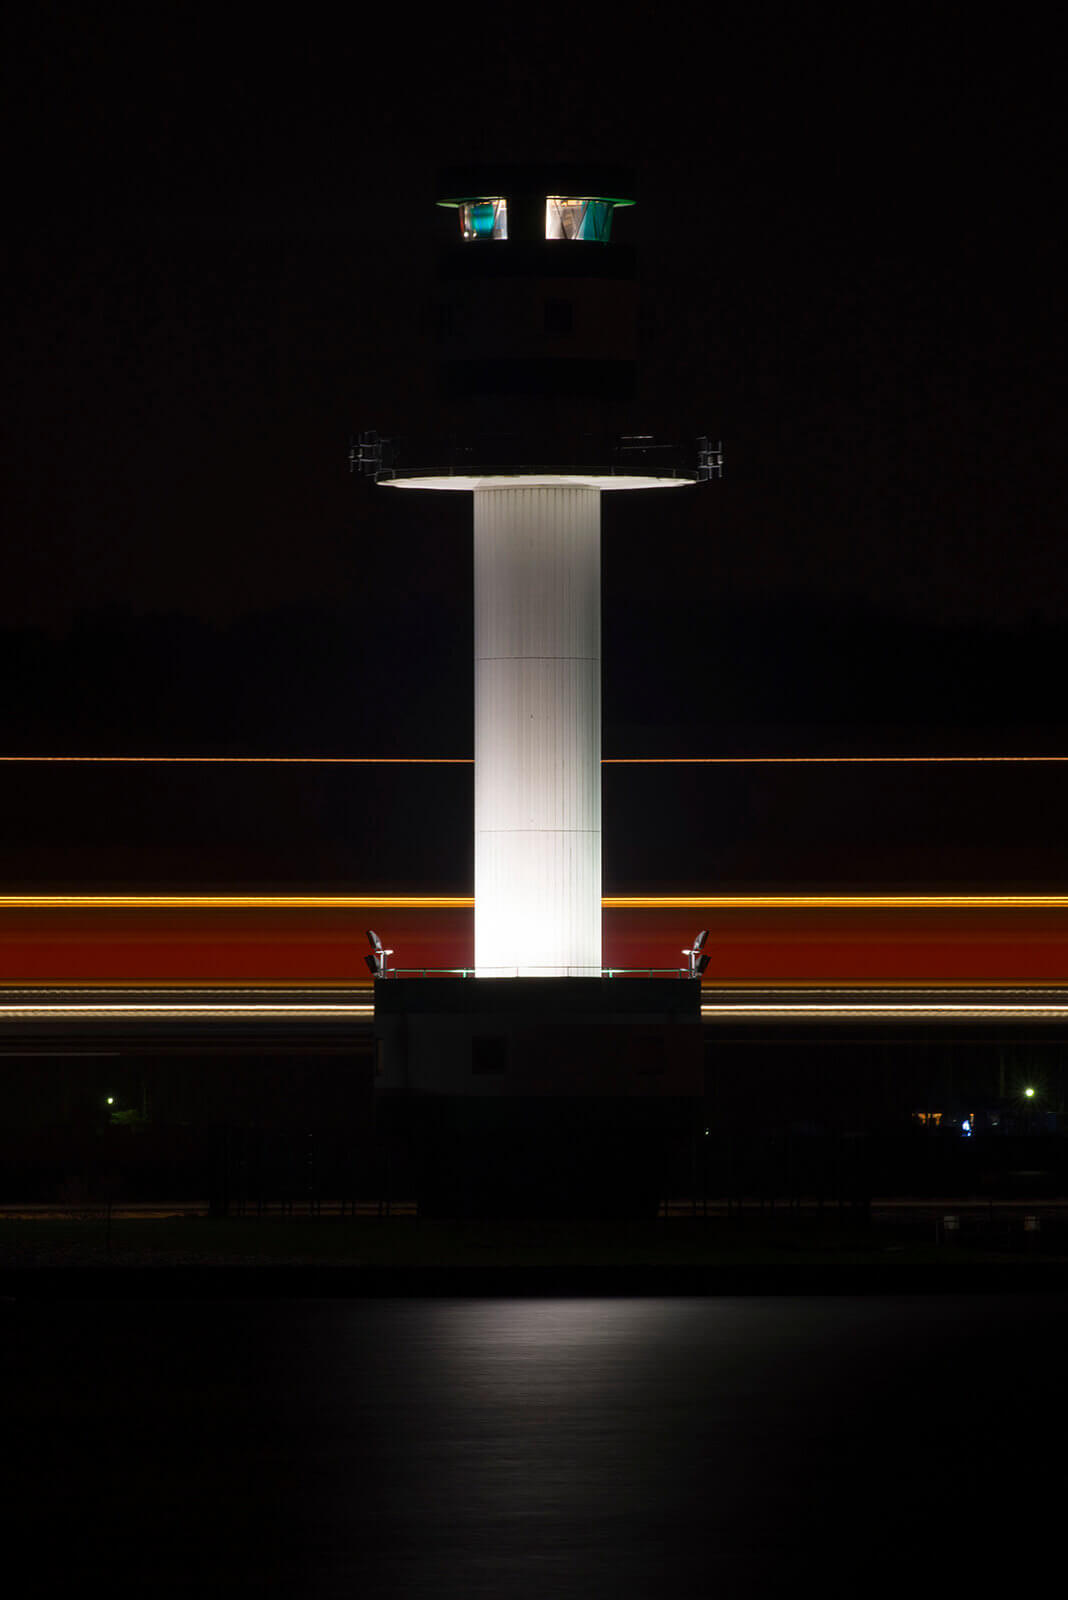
[474,483,602,975]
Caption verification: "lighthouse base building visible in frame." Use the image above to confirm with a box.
[374,977,703,1218]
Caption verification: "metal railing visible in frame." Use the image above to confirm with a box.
[387,966,690,979]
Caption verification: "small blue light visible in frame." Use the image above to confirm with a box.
[961,1119,972,1136]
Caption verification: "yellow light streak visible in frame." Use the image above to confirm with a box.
[4,894,1068,911]
[0,895,474,909]
[606,895,1068,909]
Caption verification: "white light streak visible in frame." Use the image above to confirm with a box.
[0,1003,374,1020]
[702,1002,1068,1021]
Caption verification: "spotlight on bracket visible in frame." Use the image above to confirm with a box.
[348,430,395,482]
[696,437,724,481]
[682,929,710,980]
[365,929,394,979]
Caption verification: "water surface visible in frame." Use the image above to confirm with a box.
[5,1294,1064,1596]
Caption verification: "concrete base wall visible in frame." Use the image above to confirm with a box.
[374,977,702,1216]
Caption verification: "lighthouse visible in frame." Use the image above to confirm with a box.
[361,166,717,1215]
[363,166,708,974]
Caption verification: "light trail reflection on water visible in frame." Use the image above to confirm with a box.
[6,1294,1068,1595]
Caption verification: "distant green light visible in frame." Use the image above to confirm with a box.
[1024,1086,1036,1098]
[106,1096,114,1105]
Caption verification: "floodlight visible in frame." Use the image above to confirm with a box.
[365,929,394,978]
[682,931,711,978]
[349,430,391,480]
[696,438,724,480]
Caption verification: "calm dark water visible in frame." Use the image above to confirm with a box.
[4,1293,1066,1597]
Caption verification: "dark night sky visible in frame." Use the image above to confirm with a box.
[2,10,1065,891]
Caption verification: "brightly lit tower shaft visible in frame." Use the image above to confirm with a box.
[474,482,601,975]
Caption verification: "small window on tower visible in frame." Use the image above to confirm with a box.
[545,196,617,241]
[458,198,508,240]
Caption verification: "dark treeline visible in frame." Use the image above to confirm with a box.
[0,605,462,759]
[2,604,1065,760]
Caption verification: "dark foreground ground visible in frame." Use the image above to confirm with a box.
[4,1205,1068,1295]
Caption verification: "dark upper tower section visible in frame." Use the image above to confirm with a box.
[432,163,639,458]
[354,165,719,483]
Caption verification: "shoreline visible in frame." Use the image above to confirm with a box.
[5,1214,1068,1296]
[6,1263,1068,1298]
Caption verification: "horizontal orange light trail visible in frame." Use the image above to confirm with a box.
[0,756,474,764]
[4,894,1068,910]
[3,755,1068,765]
[0,895,475,909]
[4,897,1068,985]
[605,895,1068,910]
[603,756,1068,764]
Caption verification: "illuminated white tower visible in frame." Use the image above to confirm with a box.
[388,468,685,974]
[359,167,712,977]
[473,479,600,975]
